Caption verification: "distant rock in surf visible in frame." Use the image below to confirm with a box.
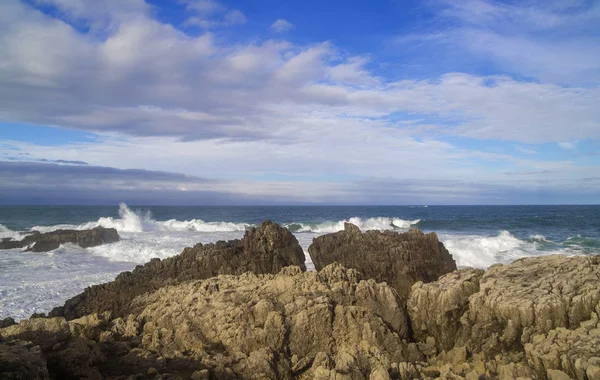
[0,226,120,252]
[50,220,306,320]
[308,222,457,299]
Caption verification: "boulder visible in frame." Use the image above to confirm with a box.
[0,227,120,252]
[50,220,306,319]
[308,223,456,299]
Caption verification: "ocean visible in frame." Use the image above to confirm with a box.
[1,204,599,320]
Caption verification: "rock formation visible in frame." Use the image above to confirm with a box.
[2,219,600,380]
[50,220,306,320]
[308,223,457,299]
[407,255,600,379]
[1,264,415,379]
[0,226,120,252]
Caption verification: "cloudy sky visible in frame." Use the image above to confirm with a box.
[0,0,599,205]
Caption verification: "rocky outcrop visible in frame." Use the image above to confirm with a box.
[0,227,120,252]
[1,264,415,379]
[308,223,457,299]
[50,220,306,320]
[407,255,600,380]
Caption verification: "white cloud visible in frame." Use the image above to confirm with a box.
[181,0,245,28]
[270,18,294,33]
[403,0,600,85]
[0,0,599,203]
[558,141,578,150]
[1,3,597,145]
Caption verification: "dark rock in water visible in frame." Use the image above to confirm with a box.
[50,220,306,320]
[0,318,16,329]
[308,223,456,299]
[0,226,120,253]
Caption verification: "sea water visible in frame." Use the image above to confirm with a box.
[1,204,599,320]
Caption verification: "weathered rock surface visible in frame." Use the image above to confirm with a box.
[50,220,306,320]
[407,254,600,379]
[0,226,120,252]
[1,264,413,379]
[308,223,457,299]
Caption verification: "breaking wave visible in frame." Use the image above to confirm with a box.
[31,203,249,234]
[29,204,420,235]
[285,217,421,233]
[0,224,24,241]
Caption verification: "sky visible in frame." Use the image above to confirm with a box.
[0,0,599,205]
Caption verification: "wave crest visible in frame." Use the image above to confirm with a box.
[31,203,249,234]
[286,217,421,233]
[0,224,24,241]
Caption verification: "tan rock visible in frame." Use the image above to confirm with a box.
[0,317,70,350]
[546,369,572,380]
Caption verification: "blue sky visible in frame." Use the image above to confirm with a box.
[0,0,599,204]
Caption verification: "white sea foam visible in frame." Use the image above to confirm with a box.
[529,234,547,242]
[32,203,249,234]
[0,224,25,241]
[293,217,421,233]
[440,230,553,268]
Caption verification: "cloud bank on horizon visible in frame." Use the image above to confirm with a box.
[0,0,599,204]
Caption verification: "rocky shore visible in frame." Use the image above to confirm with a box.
[1,222,599,380]
[0,226,120,252]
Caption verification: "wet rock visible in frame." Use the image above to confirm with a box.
[308,223,456,299]
[0,226,120,252]
[51,221,306,319]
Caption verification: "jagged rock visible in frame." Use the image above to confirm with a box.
[407,255,600,357]
[308,223,456,299]
[0,318,71,351]
[408,268,484,351]
[525,311,600,379]
[0,340,50,380]
[134,263,409,379]
[50,221,306,319]
[0,227,120,252]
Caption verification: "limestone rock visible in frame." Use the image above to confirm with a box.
[464,255,600,354]
[308,223,456,299]
[0,317,71,351]
[0,226,119,252]
[525,312,600,379]
[408,268,484,351]
[134,263,408,379]
[407,255,600,357]
[51,220,306,319]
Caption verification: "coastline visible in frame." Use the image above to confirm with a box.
[1,221,599,379]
